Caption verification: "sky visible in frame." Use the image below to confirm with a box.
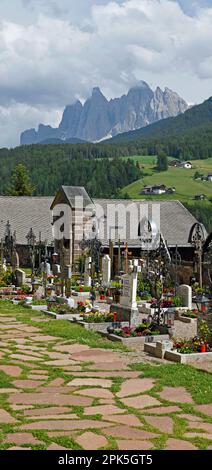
[0,0,212,147]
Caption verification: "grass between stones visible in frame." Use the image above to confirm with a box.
[131,363,212,405]
[0,301,127,351]
[0,372,13,389]
[1,300,212,450]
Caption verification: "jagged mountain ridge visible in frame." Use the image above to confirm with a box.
[20,81,188,145]
[107,96,212,143]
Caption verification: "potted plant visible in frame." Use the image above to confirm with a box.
[199,320,211,352]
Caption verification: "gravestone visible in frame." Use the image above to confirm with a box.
[102,255,111,287]
[177,284,192,309]
[111,259,141,325]
[15,269,26,287]
[84,257,92,287]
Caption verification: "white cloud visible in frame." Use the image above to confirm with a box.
[0,0,212,146]
[0,103,61,148]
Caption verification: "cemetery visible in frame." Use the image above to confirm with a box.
[0,193,211,360]
[0,185,211,450]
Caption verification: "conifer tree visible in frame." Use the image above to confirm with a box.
[6,164,34,196]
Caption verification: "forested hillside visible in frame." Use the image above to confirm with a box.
[109,97,212,141]
[106,97,212,159]
[0,144,140,198]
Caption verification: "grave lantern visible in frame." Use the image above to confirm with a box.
[196,294,210,314]
[164,309,175,327]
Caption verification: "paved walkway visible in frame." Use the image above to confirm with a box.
[0,313,212,450]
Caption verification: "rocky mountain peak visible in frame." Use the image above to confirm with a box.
[20,82,188,144]
[91,87,108,102]
[92,86,102,95]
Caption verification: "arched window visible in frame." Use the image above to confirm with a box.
[138,217,152,241]
[138,217,160,250]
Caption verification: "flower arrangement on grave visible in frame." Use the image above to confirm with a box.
[112,323,162,338]
[179,309,198,318]
[82,311,114,323]
[150,296,183,309]
[137,277,152,300]
[173,325,212,354]
[199,320,212,348]
[77,301,86,312]
[13,295,27,301]
[49,304,77,315]
[0,287,27,299]
[74,286,91,293]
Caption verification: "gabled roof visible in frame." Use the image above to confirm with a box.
[50,186,93,210]
[0,192,206,248]
[94,199,201,247]
[144,184,165,189]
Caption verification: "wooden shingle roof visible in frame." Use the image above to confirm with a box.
[0,192,205,248]
[0,196,53,245]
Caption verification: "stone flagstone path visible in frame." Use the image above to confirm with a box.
[0,313,212,450]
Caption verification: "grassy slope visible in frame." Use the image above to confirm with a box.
[120,157,212,202]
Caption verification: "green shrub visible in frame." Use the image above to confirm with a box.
[173,296,183,307]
